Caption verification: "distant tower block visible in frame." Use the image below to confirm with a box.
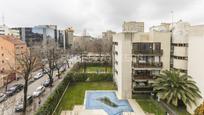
[122,21,144,32]
[65,27,74,49]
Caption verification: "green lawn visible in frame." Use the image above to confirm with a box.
[134,95,166,115]
[134,94,190,115]
[54,82,116,115]
[79,66,112,73]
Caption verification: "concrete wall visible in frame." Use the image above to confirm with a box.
[113,33,132,99]
[187,33,204,114]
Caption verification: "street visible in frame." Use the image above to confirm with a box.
[0,56,79,115]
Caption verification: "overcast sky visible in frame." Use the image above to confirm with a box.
[0,0,204,36]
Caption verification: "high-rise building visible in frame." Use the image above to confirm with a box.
[64,27,74,49]
[13,25,58,47]
[112,22,171,99]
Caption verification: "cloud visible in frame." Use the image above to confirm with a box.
[0,0,204,36]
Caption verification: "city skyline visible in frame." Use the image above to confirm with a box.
[0,0,204,36]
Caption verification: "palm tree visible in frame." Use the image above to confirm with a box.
[153,70,202,107]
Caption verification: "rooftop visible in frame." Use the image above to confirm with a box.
[0,35,25,45]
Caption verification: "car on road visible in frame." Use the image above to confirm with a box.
[0,93,7,103]
[33,72,43,80]
[15,95,33,112]
[43,79,50,87]
[33,86,45,97]
[6,84,24,97]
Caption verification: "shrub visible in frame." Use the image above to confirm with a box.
[71,72,88,82]
[195,101,204,115]
[88,73,113,81]
[35,75,72,115]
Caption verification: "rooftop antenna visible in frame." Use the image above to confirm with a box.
[171,11,174,25]
[2,13,5,26]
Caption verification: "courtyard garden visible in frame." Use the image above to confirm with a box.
[133,94,166,115]
[54,82,116,115]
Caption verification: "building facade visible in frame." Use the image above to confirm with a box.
[64,27,74,49]
[122,21,144,32]
[113,22,171,99]
[102,30,116,41]
[113,21,204,114]
[0,35,27,87]
[171,21,204,113]
[0,25,20,38]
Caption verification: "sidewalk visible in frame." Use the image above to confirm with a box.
[27,63,76,115]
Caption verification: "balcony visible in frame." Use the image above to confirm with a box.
[132,86,153,93]
[132,75,155,81]
[133,62,163,68]
[132,50,163,56]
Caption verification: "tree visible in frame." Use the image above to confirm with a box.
[16,49,40,114]
[53,49,64,79]
[41,42,63,87]
[195,101,204,115]
[153,70,202,107]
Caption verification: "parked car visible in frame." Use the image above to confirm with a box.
[43,79,50,87]
[33,72,43,80]
[32,86,45,97]
[15,95,33,112]
[0,93,7,103]
[6,84,24,97]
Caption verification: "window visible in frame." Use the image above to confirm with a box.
[115,51,118,55]
[1,53,4,56]
[2,60,4,63]
[155,43,161,50]
[173,56,188,60]
[172,43,188,47]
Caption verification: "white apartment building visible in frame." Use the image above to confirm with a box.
[113,22,171,99]
[0,25,20,38]
[113,21,204,114]
[171,21,204,113]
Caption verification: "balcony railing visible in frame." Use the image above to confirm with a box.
[132,50,163,55]
[133,62,163,68]
[132,75,155,80]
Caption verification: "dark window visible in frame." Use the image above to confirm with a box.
[155,43,161,50]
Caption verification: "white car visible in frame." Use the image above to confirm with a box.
[33,72,43,80]
[0,93,7,103]
[32,86,45,97]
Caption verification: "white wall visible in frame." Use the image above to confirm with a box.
[187,34,204,113]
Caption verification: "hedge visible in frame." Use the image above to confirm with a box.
[35,63,113,115]
[69,72,113,82]
[35,74,72,115]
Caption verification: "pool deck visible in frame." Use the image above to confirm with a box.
[61,90,146,115]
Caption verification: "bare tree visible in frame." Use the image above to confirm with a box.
[16,49,41,114]
[41,42,62,87]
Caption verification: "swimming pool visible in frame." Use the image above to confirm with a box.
[85,91,133,115]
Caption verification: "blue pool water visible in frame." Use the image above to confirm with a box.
[85,91,133,115]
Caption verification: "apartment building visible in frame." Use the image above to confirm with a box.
[0,35,27,87]
[0,25,20,38]
[113,21,204,114]
[171,21,204,113]
[102,30,116,41]
[112,22,171,99]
